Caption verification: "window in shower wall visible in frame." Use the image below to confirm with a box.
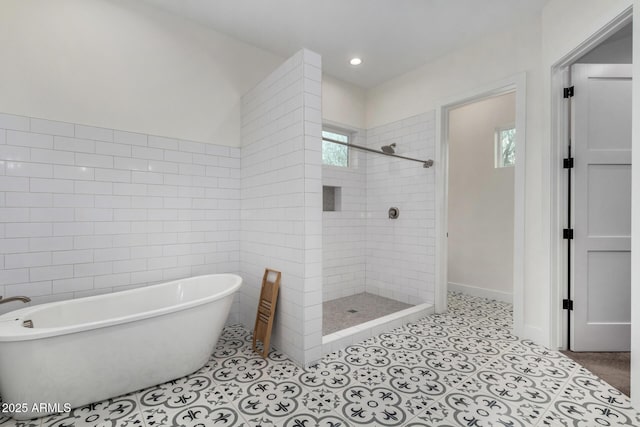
[322,129,349,167]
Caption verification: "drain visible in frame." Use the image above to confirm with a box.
[347,309,358,313]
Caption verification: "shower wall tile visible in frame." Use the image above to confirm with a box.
[75,124,114,143]
[322,132,367,302]
[0,113,29,131]
[365,112,436,304]
[30,118,74,137]
[240,49,323,366]
[0,114,241,318]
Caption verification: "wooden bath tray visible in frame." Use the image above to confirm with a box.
[252,268,281,358]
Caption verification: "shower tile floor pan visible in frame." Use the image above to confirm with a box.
[323,292,413,335]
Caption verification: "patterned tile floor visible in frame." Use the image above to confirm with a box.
[1,292,638,426]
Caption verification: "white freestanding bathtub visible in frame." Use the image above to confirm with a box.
[0,273,242,420]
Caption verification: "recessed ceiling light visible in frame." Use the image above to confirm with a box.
[349,57,362,66]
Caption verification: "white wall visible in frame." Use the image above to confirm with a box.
[632,0,639,408]
[0,113,241,318]
[322,75,367,129]
[0,0,365,149]
[322,132,367,302]
[0,0,284,147]
[365,113,436,304]
[365,19,547,343]
[447,93,515,302]
[541,0,632,66]
[240,50,323,365]
[366,20,541,130]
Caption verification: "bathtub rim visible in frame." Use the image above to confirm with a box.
[0,273,242,342]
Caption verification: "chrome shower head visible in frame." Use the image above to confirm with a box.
[381,143,396,154]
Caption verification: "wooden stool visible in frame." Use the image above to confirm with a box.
[252,268,281,358]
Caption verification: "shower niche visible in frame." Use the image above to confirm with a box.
[322,186,341,212]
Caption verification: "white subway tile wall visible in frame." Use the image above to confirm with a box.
[240,49,323,365]
[322,132,367,302]
[0,58,430,366]
[365,112,436,304]
[0,113,241,318]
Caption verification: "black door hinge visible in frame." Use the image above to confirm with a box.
[563,229,573,239]
[563,86,574,98]
[563,158,574,168]
[563,299,574,311]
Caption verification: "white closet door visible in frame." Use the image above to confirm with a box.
[571,64,632,351]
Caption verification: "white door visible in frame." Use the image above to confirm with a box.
[571,64,632,351]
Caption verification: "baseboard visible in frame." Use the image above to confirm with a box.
[521,323,547,347]
[448,282,513,304]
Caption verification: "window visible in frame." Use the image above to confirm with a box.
[322,129,349,167]
[495,126,516,168]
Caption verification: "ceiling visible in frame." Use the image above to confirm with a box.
[143,0,547,88]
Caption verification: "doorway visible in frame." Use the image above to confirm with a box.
[435,73,527,337]
[447,93,516,304]
[552,18,632,396]
[558,22,632,351]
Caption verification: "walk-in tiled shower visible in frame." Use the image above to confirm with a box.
[321,112,437,352]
